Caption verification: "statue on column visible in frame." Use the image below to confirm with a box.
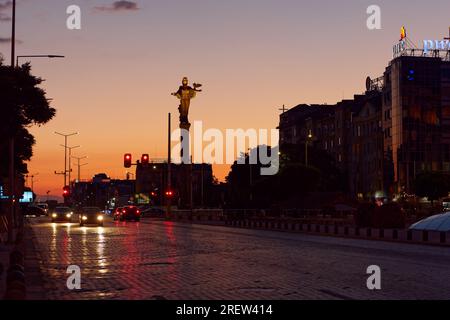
[171,77,202,129]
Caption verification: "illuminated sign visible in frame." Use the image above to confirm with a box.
[423,39,450,54]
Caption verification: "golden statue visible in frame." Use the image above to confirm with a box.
[171,77,202,128]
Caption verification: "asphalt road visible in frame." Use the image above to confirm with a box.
[29,216,450,300]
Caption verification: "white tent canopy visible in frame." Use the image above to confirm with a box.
[409,212,450,232]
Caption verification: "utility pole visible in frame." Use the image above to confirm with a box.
[72,156,88,181]
[7,0,16,244]
[30,173,38,194]
[54,132,78,186]
[61,144,80,189]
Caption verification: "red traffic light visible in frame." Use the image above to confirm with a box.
[63,186,70,197]
[141,154,150,165]
[124,153,132,168]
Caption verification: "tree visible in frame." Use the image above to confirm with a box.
[225,145,322,208]
[0,60,56,177]
[413,172,450,205]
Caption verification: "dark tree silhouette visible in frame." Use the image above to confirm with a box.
[0,59,56,177]
[225,145,322,208]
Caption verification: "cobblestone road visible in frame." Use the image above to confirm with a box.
[29,217,450,300]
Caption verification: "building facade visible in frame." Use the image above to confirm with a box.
[279,48,450,199]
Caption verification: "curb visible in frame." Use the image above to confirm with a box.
[224,219,450,247]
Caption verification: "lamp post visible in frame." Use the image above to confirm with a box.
[305,130,313,167]
[25,173,39,194]
[72,156,88,181]
[7,0,16,243]
[54,132,78,187]
[61,145,80,188]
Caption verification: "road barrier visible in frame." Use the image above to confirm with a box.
[224,218,450,247]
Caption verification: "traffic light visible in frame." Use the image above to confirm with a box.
[124,153,132,168]
[141,154,150,165]
[63,186,70,197]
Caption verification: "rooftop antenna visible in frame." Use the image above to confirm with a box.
[278,104,289,114]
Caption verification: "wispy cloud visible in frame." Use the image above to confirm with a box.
[0,37,23,44]
[94,1,140,12]
[0,1,12,10]
[0,0,12,22]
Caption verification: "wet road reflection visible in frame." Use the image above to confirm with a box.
[30,216,450,300]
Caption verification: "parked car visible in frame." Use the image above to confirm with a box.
[24,206,46,217]
[51,207,74,223]
[117,206,141,222]
[79,207,104,227]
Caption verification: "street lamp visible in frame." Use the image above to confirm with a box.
[25,172,39,194]
[61,145,80,187]
[54,132,78,186]
[16,55,65,67]
[305,130,313,167]
[72,156,88,182]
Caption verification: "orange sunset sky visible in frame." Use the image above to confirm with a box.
[1,0,450,198]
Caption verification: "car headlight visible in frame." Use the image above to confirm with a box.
[82,216,88,221]
[52,213,57,218]
[66,214,71,218]
[97,215,104,221]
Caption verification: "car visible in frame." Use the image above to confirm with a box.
[141,207,165,218]
[112,207,124,221]
[35,203,49,215]
[117,206,141,222]
[51,207,74,223]
[24,206,46,217]
[79,207,104,227]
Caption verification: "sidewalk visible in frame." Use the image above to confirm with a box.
[0,225,46,300]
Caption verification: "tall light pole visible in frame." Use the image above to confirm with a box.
[54,132,78,186]
[26,173,39,194]
[72,156,88,182]
[10,0,15,67]
[7,0,17,243]
[61,144,80,188]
